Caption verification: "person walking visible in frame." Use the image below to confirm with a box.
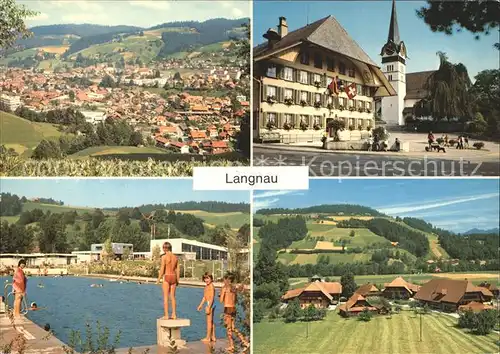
[427,131,435,149]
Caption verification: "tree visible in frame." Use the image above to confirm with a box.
[32,139,63,160]
[173,72,182,81]
[283,298,302,323]
[122,247,132,261]
[152,244,161,261]
[236,21,250,76]
[235,112,250,159]
[358,309,373,322]
[349,230,355,237]
[99,75,116,88]
[469,112,488,133]
[129,131,143,146]
[0,0,39,49]
[414,52,472,121]
[416,1,500,50]
[69,90,75,102]
[327,119,346,142]
[103,238,115,262]
[469,69,500,137]
[340,272,357,298]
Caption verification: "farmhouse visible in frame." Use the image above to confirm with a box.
[355,283,381,297]
[414,278,494,312]
[478,282,499,298]
[458,301,495,313]
[382,276,420,299]
[253,15,395,143]
[282,282,342,309]
[338,293,379,317]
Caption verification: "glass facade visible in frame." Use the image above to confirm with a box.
[181,242,227,260]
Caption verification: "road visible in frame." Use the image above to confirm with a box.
[253,147,500,177]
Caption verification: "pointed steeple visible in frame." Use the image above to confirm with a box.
[387,0,400,44]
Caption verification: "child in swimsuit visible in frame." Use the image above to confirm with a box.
[220,273,248,352]
[197,272,216,342]
[156,242,179,319]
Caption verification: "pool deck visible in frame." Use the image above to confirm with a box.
[1,315,246,354]
[79,273,221,288]
[0,314,68,353]
[116,339,237,353]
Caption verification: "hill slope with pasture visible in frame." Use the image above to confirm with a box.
[253,205,453,270]
[1,18,248,68]
[0,111,65,156]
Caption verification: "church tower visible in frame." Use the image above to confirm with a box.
[380,0,407,126]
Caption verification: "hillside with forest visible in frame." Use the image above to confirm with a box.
[1,18,248,68]
[0,192,250,254]
[253,205,499,278]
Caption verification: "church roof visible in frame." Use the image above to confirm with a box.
[405,70,436,100]
[387,0,401,45]
[254,15,378,67]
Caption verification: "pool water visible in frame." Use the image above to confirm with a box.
[1,276,232,348]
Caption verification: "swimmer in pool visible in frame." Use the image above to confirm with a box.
[197,272,216,342]
[156,242,179,319]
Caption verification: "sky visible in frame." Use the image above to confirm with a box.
[253,1,498,80]
[253,179,500,233]
[20,1,250,28]
[1,179,250,208]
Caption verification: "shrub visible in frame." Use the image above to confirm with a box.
[358,309,373,322]
[473,142,484,150]
[348,125,355,131]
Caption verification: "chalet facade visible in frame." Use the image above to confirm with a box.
[253,16,395,143]
[282,282,342,309]
[338,293,380,317]
[382,276,420,299]
[356,283,381,297]
[414,278,494,312]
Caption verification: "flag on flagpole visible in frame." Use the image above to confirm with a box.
[328,76,340,95]
[346,82,357,99]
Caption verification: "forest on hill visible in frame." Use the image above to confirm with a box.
[256,204,384,216]
[110,201,250,214]
[0,192,249,254]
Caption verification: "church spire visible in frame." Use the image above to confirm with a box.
[387,0,400,44]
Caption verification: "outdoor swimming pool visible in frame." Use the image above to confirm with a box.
[2,276,232,349]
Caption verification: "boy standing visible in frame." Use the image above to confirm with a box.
[197,272,216,342]
[220,274,248,352]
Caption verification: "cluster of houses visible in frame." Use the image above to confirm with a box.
[0,64,249,155]
[281,276,499,317]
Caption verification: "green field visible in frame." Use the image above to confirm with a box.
[173,210,249,230]
[0,111,65,156]
[69,145,169,158]
[254,311,499,354]
[0,48,38,65]
[70,35,162,63]
[22,202,114,215]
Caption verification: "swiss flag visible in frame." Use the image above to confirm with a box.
[346,83,357,99]
[327,76,339,95]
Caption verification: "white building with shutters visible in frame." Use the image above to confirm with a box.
[253,16,396,143]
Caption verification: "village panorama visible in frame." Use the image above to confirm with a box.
[0,0,251,176]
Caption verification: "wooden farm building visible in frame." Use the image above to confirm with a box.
[338,293,380,317]
[355,283,381,297]
[282,282,342,309]
[382,276,420,299]
[414,278,494,312]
